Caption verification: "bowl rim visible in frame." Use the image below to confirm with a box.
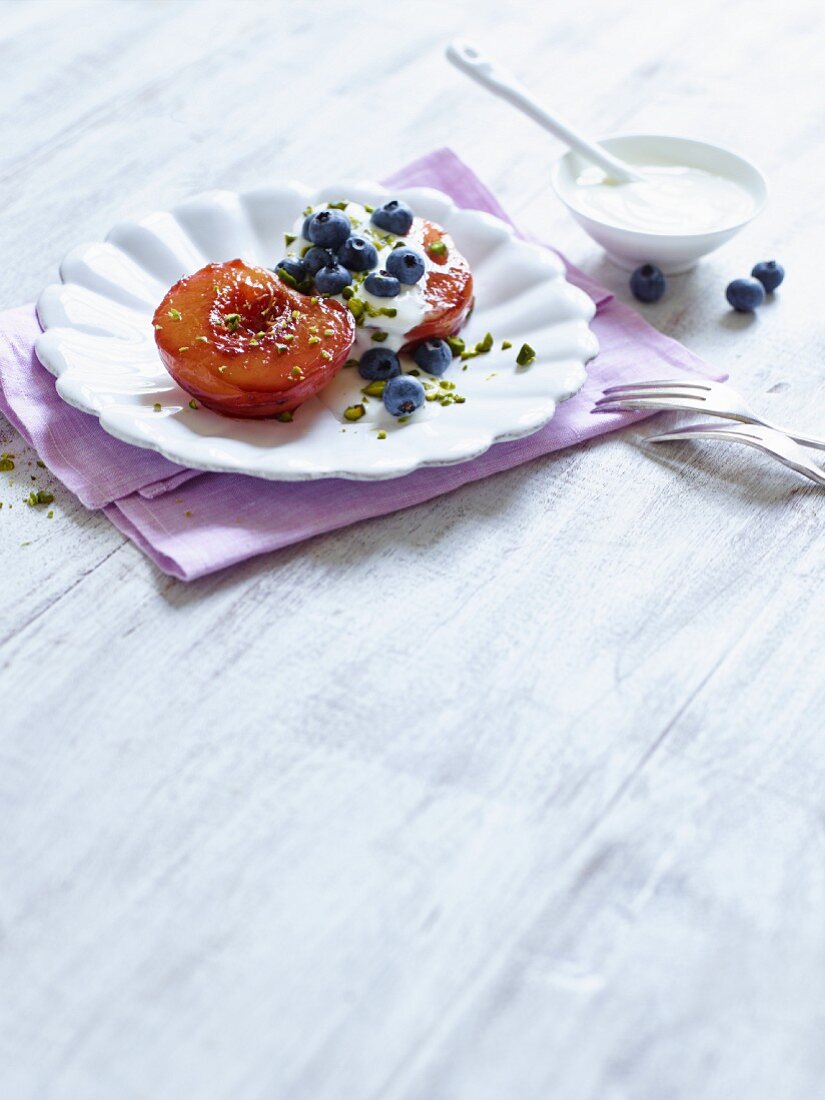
[550,132,769,240]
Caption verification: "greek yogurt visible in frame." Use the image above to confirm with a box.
[569,163,756,235]
[285,201,436,352]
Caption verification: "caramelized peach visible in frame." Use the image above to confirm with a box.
[153,260,355,419]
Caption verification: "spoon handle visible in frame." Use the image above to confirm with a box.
[446,40,643,184]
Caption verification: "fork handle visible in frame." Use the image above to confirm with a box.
[776,428,825,451]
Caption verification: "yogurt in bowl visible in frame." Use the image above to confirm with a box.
[551,134,768,274]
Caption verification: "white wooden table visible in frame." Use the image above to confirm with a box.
[2,2,823,1096]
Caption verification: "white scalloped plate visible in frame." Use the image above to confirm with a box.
[35,181,598,482]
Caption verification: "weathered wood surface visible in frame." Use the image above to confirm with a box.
[1,1,823,1097]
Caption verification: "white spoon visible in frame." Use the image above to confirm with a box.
[446,40,644,185]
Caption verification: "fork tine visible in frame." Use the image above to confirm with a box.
[593,395,706,411]
[602,378,712,396]
[598,387,708,404]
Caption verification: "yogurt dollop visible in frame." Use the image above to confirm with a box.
[569,164,756,234]
[286,201,433,352]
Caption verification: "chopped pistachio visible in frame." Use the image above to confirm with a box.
[249,339,259,347]
[377,306,397,318]
[323,328,335,337]
[282,334,294,343]
[377,430,387,440]
[195,335,208,344]
[344,358,359,369]
[153,402,162,412]
[364,203,375,213]
[516,343,536,367]
[427,240,447,257]
[398,415,410,424]
[178,345,189,353]
[310,297,319,305]
[302,205,314,216]
[308,335,321,345]
[291,309,302,320]
[300,244,312,257]
[218,365,228,373]
[0,456,14,472]
[276,411,294,422]
[446,336,465,357]
[371,331,388,343]
[223,313,241,331]
[276,343,289,354]
[362,380,386,397]
[328,200,348,210]
[408,369,421,376]
[47,510,54,518]
[26,489,54,507]
[501,340,512,350]
[320,349,332,361]
[348,298,365,320]
[454,395,466,404]
[475,332,493,354]
[188,399,198,410]
[343,404,366,422]
[277,267,298,288]
[167,307,182,321]
[36,460,46,468]
[460,350,479,361]
[284,232,297,246]
[289,366,304,379]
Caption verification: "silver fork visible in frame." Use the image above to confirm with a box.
[645,421,825,486]
[594,378,825,450]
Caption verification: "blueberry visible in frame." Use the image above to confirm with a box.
[726,277,765,312]
[338,235,378,272]
[304,245,335,275]
[364,270,401,298]
[630,263,666,303]
[386,247,425,285]
[751,260,784,293]
[371,199,414,236]
[301,214,314,240]
[275,257,309,282]
[383,374,425,417]
[305,209,351,250]
[412,338,452,376]
[358,347,401,382]
[314,263,352,296]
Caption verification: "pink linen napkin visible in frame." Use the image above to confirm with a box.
[0,149,720,580]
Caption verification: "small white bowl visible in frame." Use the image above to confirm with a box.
[551,134,768,274]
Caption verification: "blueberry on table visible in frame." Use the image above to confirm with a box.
[383,374,425,417]
[751,260,785,293]
[275,257,310,285]
[305,209,351,249]
[630,263,666,303]
[371,199,414,236]
[386,247,425,285]
[338,235,378,272]
[314,263,352,296]
[304,246,336,275]
[412,338,452,375]
[358,347,401,381]
[726,277,765,312]
[364,271,401,298]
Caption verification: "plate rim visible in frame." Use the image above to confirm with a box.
[35,180,598,483]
